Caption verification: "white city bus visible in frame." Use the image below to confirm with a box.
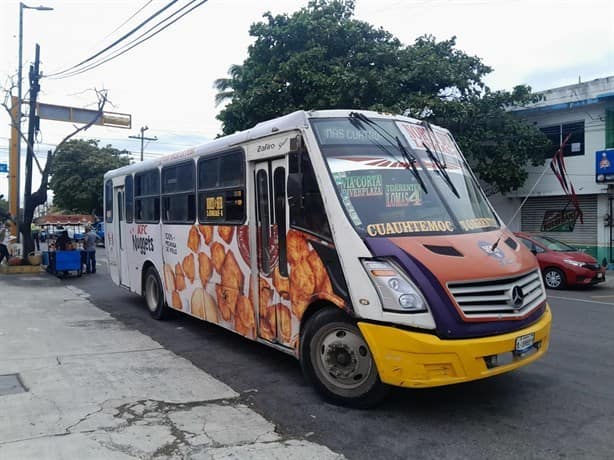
[105,110,551,407]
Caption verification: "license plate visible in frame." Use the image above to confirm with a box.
[597,273,604,279]
[515,333,535,353]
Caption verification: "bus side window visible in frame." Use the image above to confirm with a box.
[288,150,331,240]
[162,161,196,224]
[105,180,113,223]
[125,175,134,223]
[198,150,246,224]
[135,169,160,223]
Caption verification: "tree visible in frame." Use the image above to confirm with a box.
[2,76,109,261]
[50,139,130,215]
[429,86,550,195]
[215,0,550,194]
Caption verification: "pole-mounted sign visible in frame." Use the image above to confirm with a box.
[37,102,132,129]
[7,97,132,232]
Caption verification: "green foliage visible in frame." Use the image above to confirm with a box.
[215,0,550,193]
[429,86,551,194]
[50,139,130,215]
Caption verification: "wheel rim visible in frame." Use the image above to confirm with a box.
[313,326,373,391]
[145,274,159,312]
[545,270,562,288]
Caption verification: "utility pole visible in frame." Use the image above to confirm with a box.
[129,126,157,161]
[24,43,40,222]
[19,42,41,257]
[11,42,42,259]
[14,2,53,241]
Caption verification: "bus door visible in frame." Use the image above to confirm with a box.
[114,185,129,286]
[254,158,290,344]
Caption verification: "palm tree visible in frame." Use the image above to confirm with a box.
[214,64,242,106]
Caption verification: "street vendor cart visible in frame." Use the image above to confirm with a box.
[45,249,84,278]
[36,214,95,279]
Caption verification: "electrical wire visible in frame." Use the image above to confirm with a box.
[50,0,202,81]
[46,0,181,78]
[46,0,208,81]
[99,0,154,43]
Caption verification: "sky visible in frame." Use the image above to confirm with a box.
[0,0,613,201]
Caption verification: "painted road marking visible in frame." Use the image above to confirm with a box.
[548,295,614,306]
[588,295,614,299]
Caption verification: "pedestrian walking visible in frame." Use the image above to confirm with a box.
[32,226,40,251]
[84,225,97,274]
[0,222,11,265]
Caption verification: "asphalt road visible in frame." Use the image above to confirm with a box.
[67,250,614,460]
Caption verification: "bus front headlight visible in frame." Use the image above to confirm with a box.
[362,259,428,313]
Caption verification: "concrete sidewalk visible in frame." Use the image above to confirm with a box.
[0,275,343,459]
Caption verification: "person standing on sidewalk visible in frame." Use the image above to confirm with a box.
[84,225,97,274]
[31,223,41,251]
[0,222,10,265]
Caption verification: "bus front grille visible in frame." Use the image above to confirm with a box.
[446,269,546,319]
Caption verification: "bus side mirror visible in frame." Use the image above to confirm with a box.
[287,173,303,200]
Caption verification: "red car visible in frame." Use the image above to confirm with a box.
[514,232,606,289]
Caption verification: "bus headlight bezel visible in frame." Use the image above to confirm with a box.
[362,258,428,314]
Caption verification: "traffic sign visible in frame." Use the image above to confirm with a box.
[0,163,8,173]
[37,102,132,129]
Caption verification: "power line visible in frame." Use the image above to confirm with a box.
[99,0,154,43]
[46,0,181,78]
[49,0,208,81]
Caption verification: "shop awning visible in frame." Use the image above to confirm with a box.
[35,214,96,226]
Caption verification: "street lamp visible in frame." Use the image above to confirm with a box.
[15,2,53,238]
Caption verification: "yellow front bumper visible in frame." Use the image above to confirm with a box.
[358,306,551,388]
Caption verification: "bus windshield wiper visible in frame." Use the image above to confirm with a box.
[422,142,460,198]
[348,112,427,194]
[395,135,428,194]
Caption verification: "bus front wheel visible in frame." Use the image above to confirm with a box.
[300,308,388,408]
[144,267,167,320]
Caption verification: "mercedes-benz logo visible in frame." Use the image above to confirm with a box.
[510,285,524,308]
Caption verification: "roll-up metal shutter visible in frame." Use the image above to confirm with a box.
[520,194,597,246]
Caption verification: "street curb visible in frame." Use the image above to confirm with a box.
[0,264,42,274]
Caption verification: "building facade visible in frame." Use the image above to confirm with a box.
[491,76,614,263]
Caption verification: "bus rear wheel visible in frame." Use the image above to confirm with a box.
[300,308,388,408]
[144,267,167,320]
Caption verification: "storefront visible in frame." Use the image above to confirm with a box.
[520,194,601,260]
[494,76,614,264]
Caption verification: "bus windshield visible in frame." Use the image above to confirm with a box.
[310,117,500,238]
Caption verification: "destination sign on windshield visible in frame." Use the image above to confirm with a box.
[311,119,395,145]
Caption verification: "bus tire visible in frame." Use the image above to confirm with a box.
[300,308,388,408]
[144,266,167,320]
